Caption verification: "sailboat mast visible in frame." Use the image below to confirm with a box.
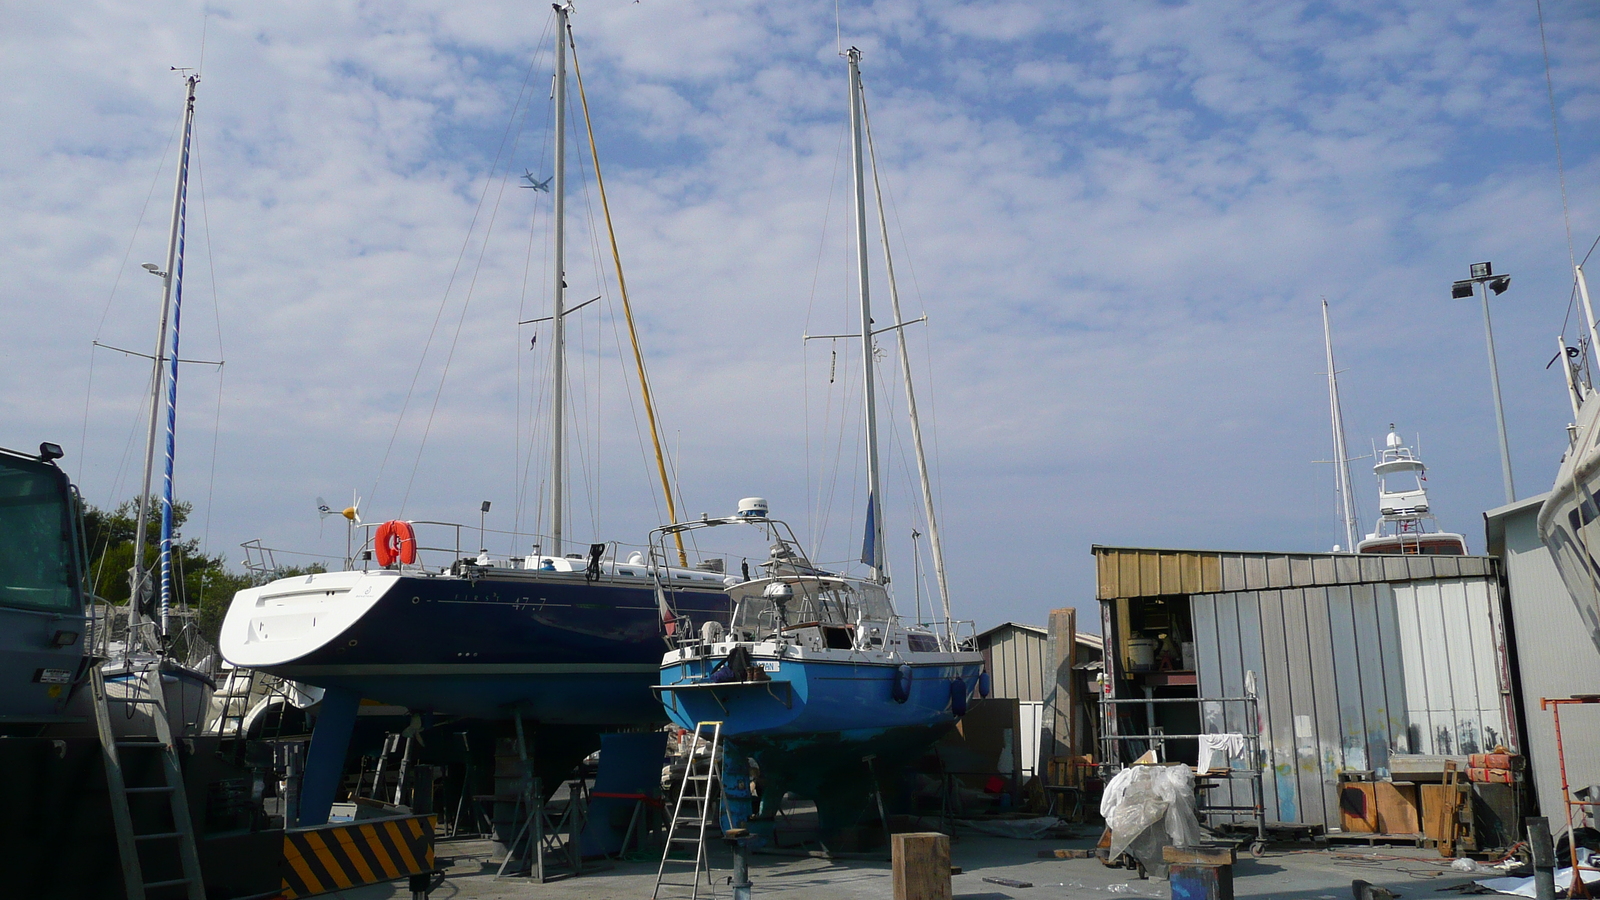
[1322,299,1359,552]
[847,48,884,583]
[129,73,199,636]
[157,74,199,636]
[861,95,952,634]
[549,3,570,557]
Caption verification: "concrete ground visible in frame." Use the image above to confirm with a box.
[319,830,1497,900]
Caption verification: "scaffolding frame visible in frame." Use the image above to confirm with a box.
[1099,693,1267,846]
[1541,695,1600,893]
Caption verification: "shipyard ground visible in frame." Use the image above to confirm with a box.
[323,832,1493,899]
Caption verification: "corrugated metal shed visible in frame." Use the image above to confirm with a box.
[1486,493,1600,823]
[1193,579,1513,828]
[1094,546,1495,600]
[1097,546,1513,831]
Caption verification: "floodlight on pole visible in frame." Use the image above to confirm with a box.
[1451,261,1516,503]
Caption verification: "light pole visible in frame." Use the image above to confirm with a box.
[1451,262,1515,503]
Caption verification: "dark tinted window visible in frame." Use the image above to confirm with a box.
[0,457,78,612]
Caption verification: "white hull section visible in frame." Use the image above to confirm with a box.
[1537,395,1600,657]
[219,570,395,669]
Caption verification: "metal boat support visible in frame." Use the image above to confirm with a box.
[299,687,360,827]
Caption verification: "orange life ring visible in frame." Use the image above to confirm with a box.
[375,520,417,567]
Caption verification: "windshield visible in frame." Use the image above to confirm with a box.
[731,579,897,634]
[0,456,80,613]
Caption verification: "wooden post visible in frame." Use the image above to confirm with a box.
[1047,607,1078,778]
[892,832,951,900]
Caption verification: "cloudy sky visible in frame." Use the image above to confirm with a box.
[4,1,1598,632]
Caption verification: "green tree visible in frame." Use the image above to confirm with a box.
[82,497,256,650]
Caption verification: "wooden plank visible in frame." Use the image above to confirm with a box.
[1163,845,1237,865]
[1048,608,1077,762]
[1339,783,1378,833]
[892,832,951,900]
[1374,782,1420,835]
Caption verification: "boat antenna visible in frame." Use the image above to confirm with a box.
[1321,299,1360,552]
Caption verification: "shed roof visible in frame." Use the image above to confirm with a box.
[976,621,1105,650]
[1092,545,1497,601]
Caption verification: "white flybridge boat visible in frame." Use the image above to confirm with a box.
[1354,428,1468,555]
[1538,262,1600,655]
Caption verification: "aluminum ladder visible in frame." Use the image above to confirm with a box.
[91,664,206,900]
[653,721,723,900]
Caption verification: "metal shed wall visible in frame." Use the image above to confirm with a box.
[1192,577,1512,830]
[1096,546,1495,600]
[1487,494,1600,822]
[980,625,1050,703]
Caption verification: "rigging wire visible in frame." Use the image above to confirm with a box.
[570,32,691,559]
[79,118,182,477]
[373,13,555,516]
[1534,0,1576,270]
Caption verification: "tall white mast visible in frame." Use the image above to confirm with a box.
[847,48,885,583]
[129,73,199,638]
[861,90,952,635]
[1322,299,1359,551]
[549,3,570,556]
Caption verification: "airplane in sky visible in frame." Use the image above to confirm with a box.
[520,170,552,192]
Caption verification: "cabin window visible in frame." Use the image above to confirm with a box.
[0,460,78,612]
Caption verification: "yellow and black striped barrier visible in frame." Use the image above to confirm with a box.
[281,813,437,898]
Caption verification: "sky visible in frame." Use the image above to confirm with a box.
[3,1,1599,634]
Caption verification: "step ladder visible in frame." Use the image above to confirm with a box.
[653,721,723,900]
[91,664,206,900]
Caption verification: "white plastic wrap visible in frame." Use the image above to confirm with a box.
[1102,764,1204,862]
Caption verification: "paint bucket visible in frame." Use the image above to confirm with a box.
[1128,638,1158,672]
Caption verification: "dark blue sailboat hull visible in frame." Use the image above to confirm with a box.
[263,574,729,722]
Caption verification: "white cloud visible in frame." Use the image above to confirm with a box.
[2,0,1598,629]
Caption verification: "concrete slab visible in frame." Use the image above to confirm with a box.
[315,833,1493,899]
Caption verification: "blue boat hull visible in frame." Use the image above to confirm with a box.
[267,575,728,723]
[659,654,982,838]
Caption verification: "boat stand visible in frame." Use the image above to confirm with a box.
[297,686,360,826]
[494,714,589,882]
